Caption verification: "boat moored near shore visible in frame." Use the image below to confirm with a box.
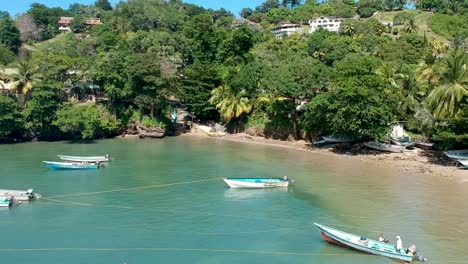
[58,154,112,163]
[364,141,406,153]
[0,188,41,201]
[43,161,100,170]
[223,177,292,188]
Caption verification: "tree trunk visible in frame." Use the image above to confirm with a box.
[150,104,154,118]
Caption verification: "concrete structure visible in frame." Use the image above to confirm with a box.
[271,23,302,39]
[309,16,344,33]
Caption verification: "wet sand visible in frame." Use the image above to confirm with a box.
[181,130,467,182]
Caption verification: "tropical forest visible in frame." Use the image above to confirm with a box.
[0,0,467,149]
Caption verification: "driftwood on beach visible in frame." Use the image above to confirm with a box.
[136,122,165,138]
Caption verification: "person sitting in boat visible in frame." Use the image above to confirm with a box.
[378,234,389,243]
[282,176,289,182]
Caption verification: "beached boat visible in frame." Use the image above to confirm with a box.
[322,136,361,143]
[413,142,433,150]
[445,149,468,160]
[43,161,99,170]
[364,142,405,153]
[0,188,41,201]
[458,159,468,168]
[314,223,422,263]
[223,178,291,188]
[58,155,111,163]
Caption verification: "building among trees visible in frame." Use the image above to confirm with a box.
[271,22,302,39]
[309,16,344,33]
[58,17,102,32]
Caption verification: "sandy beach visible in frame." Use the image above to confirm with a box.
[181,128,467,182]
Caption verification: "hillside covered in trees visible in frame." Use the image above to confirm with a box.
[0,0,467,148]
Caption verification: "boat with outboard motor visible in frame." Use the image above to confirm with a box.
[43,161,100,170]
[223,177,293,188]
[58,154,111,163]
[314,223,426,263]
[0,188,41,201]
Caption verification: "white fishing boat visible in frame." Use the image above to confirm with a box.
[43,161,100,170]
[0,188,41,201]
[223,178,291,188]
[57,154,111,163]
[445,150,468,160]
[364,142,406,153]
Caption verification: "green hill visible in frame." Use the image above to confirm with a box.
[372,10,449,44]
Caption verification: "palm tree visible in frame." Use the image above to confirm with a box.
[376,62,398,87]
[397,70,425,115]
[428,49,468,119]
[340,21,356,37]
[209,85,252,122]
[404,18,418,33]
[10,60,34,101]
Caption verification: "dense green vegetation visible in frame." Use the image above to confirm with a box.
[0,0,467,148]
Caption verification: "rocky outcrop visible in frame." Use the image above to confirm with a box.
[136,122,165,138]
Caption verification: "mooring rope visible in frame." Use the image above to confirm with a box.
[46,177,223,199]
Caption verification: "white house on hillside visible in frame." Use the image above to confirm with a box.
[309,16,344,33]
[271,23,302,39]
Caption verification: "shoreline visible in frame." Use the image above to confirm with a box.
[177,130,467,182]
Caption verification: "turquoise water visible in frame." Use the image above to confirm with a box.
[1,137,467,263]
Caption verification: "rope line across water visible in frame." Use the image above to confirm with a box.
[0,247,464,262]
[45,177,223,199]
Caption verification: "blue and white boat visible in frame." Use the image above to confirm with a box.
[446,149,468,160]
[58,154,111,163]
[223,178,291,188]
[43,161,99,170]
[0,196,17,207]
[314,223,424,263]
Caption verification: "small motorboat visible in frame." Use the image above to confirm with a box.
[445,149,468,160]
[364,141,406,153]
[43,161,100,170]
[58,154,111,163]
[314,223,426,263]
[458,159,468,168]
[223,178,292,188]
[0,188,41,201]
[322,136,361,143]
[413,141,434,150]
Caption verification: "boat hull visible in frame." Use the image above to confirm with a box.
[43,161,99,170]
[223,178,289,188]
[446,150,468,160]
[414,142,433,150]
[458,159,468,168]
[364,142,405,153]
[58,155,111,163]
[322,136,360,143]
[0,189,40,201]
[314,223,413,263]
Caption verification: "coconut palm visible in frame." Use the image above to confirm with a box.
[340,21,356,37]
[209,85,252,122]
[376,62,398,87]
[404,18,418,33]
[10,60,34,96]
[428,49,468,119]
[397,70,425,114]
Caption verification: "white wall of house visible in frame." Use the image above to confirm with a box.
[271,24,302,39]
[309,17,344,33]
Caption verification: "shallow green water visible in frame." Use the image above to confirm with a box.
[1,137,467,263]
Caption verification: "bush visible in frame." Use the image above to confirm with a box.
[428,14,468,39]
[53,104,120,139]
[393,12,416,26]
[392,28,399,35]
[357,7,377,18]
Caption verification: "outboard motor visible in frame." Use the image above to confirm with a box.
[408,244,427,262]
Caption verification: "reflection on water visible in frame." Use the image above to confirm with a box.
[223,188,289,201]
